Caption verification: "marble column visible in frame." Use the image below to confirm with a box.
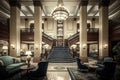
[34,2,42,60]
[79,0,88,62]
[9,1,20,57]
[99,0,109,60]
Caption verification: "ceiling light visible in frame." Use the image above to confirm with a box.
[52,0,69,20]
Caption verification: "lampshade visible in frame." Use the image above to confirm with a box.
[2,46,8,49]
[25,51,32,56]
[52,0,69,20]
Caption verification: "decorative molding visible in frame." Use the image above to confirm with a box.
[99,0,110,8]
[9,0,21,9]
[80,0,88,6]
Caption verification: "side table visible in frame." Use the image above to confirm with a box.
[20,65,35,80]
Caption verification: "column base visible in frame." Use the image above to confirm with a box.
[99,56,104,61]
[80,57,88,62]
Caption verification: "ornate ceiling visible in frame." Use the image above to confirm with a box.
[0,0,120,24]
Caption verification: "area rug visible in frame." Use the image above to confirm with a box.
[67,68,100,80]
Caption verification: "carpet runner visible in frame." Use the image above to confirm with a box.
[47,46,75,63]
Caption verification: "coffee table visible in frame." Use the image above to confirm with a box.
[88,64,98,72]
[20,65,35,73]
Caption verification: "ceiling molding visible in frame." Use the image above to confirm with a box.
[87,5,95,15]
[74,1,81,17]
[33,0,47,16]
[25,6,34,15]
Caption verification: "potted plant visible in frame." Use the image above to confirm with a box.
[112,42,120,64]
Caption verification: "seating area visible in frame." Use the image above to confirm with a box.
[0,55,119,80]
[21,61,48,80]
[96,61,117,79]
[0,56,27,79]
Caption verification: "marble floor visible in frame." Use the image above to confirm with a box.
[46,58,97,80]
[47,62,77,80]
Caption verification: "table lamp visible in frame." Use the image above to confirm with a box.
[2,46,8,55]
[25,51,32,67]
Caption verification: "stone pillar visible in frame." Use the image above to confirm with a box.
[34,1,42,60]
[9,1,20,57]
[99,0,109,60]
[79,0,88,62]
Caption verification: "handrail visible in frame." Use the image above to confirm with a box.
[87,28,99,33]
[67,32,79,40]
[67,28,99,41]
[42,32,54,41]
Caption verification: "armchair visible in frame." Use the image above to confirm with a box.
[96,62,116,79]
[76,58,88,71]
[96,57,113,68]
[27,61,48,80]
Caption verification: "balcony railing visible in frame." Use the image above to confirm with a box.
[20,28,54,41]
[20,28,34,33]
[87,28,99,33]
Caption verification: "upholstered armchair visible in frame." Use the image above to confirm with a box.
[76,58,88,71]
[27,61,48,80]
[96,57,113,68]
[96,61,116,79]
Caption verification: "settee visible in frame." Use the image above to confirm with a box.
[0,56,27,79]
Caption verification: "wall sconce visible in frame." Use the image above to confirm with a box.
[103,44,108,49]
[11,44,15,49]
[44,44,49,49]
[83,44,87,49]
[71,44,77,49]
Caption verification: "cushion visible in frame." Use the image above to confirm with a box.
[0,56,14,66]
[6,62,26,71]
[13,58,21,63]
[0,60,4,66]
[104,57,113,62]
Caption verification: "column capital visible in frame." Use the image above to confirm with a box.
[25,18,28,21]
[92,18,96,21]
[80,0,88,6]
[99,0,110,8]
[33,0,41,6]
[9,0,21,9]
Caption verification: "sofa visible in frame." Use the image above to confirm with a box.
[0,56,27,79]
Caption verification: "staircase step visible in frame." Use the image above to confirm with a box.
[47,46,75,63]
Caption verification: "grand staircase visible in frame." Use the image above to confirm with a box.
[47,46,75,63]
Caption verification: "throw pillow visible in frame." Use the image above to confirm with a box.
[0,60,4,66]
[13,58,21,63]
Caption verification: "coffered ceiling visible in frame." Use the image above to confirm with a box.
[0,0,120,24]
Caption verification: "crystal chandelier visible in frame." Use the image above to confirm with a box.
[52,0,69,20]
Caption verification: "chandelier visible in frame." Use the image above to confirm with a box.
[52,0,69,20]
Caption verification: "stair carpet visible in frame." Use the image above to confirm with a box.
[47,46,75,63]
